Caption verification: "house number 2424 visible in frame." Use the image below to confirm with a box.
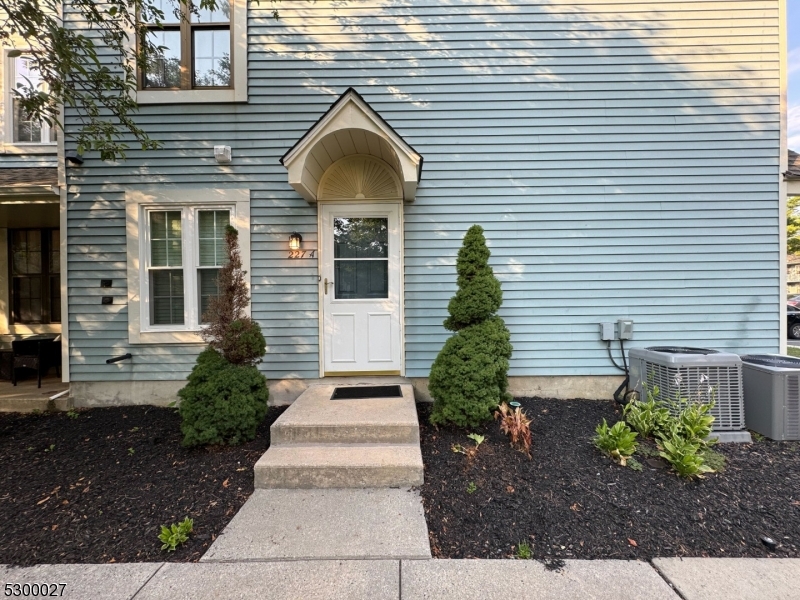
[288,250,316,259]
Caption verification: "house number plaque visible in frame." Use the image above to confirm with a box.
[288,250,317,259]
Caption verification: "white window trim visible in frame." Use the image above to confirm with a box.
[125,187,250,344]
[135,0,247,104]
[1,48,58,153]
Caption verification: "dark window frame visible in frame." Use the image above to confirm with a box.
[139,1,233,91]
[8,228,60,325]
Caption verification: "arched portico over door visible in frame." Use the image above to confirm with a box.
[280,89,422,377]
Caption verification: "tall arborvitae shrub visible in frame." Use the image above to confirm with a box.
[179,226,268,447]
[429,225,512,428]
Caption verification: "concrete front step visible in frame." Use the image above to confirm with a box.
[254,444,424,489]
[269,383,419,445]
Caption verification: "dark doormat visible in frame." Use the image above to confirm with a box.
[331,385,403,400]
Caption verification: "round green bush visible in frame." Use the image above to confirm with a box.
[429,317,513,428]
[178,347,269,447]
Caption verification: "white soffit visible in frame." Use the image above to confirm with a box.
[280,88,422,203]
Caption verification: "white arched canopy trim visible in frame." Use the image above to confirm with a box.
[318,155,403,201]
[280,88,422,203]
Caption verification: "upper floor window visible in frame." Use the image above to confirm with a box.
[141,0,231,91]
[7,54,56,145]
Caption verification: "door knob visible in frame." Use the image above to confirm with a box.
[324,278,332,295]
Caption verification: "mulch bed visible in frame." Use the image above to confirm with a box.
[0,405,285,566]
[418,398,800,560]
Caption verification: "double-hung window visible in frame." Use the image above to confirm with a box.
[126,188,249,344]
[143,206,230,330]
[141,0,231,90]
[5,54,57,145]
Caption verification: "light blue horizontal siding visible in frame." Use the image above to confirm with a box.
[64,0,781,382]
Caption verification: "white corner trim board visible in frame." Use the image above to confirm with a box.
[125,187,251,345]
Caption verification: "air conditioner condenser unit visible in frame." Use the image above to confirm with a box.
[628,346,750,443]
[740,354,800,441]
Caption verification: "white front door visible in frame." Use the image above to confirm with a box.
[320,203,402,375]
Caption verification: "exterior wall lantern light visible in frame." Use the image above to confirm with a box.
[289,232,303,251]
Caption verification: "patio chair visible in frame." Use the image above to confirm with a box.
[11,338,48,388]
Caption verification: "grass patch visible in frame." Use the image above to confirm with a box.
[787,347,800,358]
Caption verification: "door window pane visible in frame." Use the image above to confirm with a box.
[150,211,183,266]
[193,28,231,87]
[198,210,229,266]
[334,218,388,259]
[335,260,388,299]
[144,29,182,88]
[151,269,185,325]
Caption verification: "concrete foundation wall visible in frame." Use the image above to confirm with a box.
[69,376,624,408]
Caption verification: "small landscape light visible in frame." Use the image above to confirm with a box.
[509,401,521,408]
[289,232,302,251]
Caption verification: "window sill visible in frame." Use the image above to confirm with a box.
[136,88,246,105]
[1,144,58,155]
[131,329,205,345]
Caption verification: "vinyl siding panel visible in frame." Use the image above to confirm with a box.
[64,0,781,382]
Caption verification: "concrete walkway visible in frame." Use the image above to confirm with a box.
[4,558,800,600]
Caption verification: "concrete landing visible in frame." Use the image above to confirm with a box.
[202,489,431,561]
[270,383,419,444]
[254,383,424,489]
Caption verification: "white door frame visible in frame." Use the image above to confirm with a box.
[317,199,405,377]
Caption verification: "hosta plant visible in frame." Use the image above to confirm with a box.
[623,395,671,438]
[594,419,638,466]
[159,517,194,552]
[658,432,713,478]
[494,402,532,457]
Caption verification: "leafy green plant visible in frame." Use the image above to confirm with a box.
[495,402,533,457]
[516,542,532,559]
[594,419,638,465]
[128,447,135,455]
[676,401,717,447]
[658,433,713,478]
[66,410,79,419]
[466,481,477,494]
[623,395,671,438]
[429,225,513,428]
[751,431,765,442]
[44,444,56,453]
[159,517,193,552]
[467,433,485,448]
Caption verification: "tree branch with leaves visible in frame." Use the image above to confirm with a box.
[0,0,279,161]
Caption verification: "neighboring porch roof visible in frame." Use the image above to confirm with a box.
[280,88,423,203]
[0,167,58,197]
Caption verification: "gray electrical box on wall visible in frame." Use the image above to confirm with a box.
[617,319,633,340]
[600,322,614,341]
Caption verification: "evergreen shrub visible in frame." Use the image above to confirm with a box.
[179,348,268,447]
[429,225,512,428]
[179,225,269,446]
